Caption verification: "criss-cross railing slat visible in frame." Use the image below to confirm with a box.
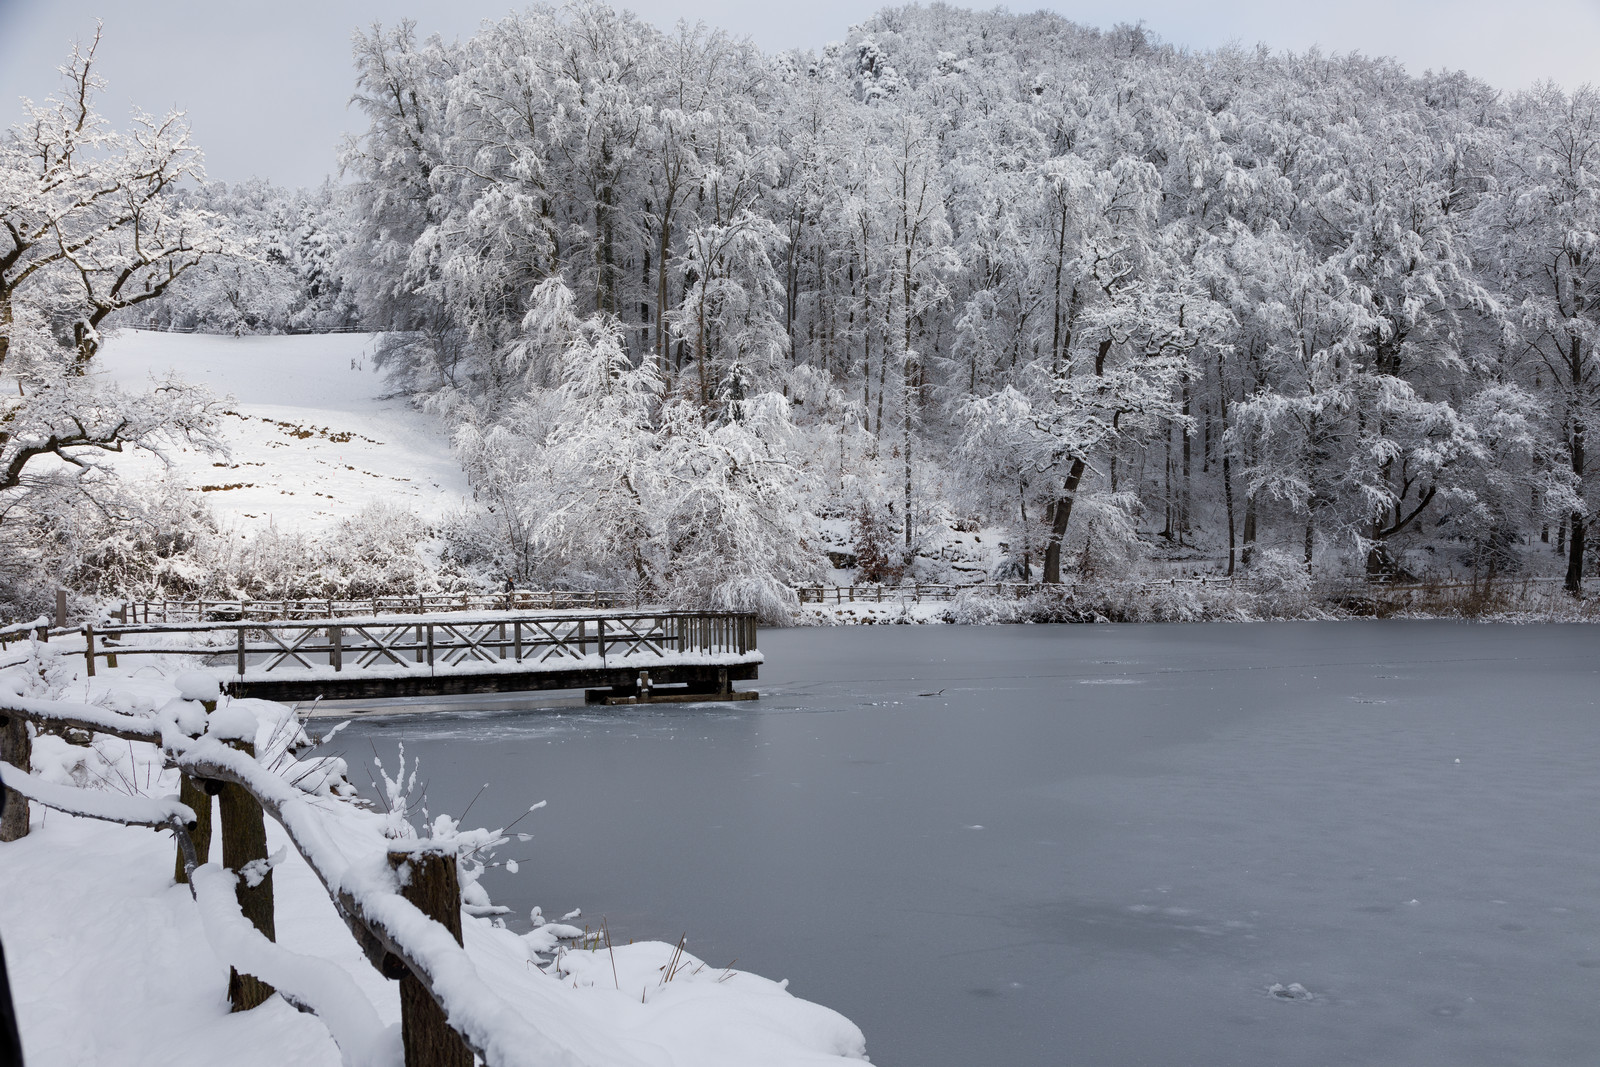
[602,616,668,658]
[523,619,587,662]
[257,626,323,671]
[435,622,501,667]
[350,626,418,670]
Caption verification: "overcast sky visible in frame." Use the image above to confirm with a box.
[2,0,1597,189]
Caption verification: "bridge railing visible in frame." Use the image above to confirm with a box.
[112,589,636,625]
[81,609,759,678]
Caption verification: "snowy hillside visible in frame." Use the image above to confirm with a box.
[96,331,470,532]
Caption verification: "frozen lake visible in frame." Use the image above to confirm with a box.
[325,621,1600,1066]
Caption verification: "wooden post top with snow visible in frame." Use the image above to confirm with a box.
[83,609,761,705]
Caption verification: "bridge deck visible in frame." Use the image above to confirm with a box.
[86,610,761,704]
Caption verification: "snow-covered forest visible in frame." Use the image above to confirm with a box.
[11,3,1600,618]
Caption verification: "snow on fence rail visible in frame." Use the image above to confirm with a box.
[0,691,590,1065]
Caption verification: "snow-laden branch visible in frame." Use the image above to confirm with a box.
[0,760,193,828]
[190,864,397,1067]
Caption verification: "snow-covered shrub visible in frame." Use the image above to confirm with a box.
[1241,547,1314,609]
[852,502,905,584]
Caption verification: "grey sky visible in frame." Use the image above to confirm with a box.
[2,0,1597,189]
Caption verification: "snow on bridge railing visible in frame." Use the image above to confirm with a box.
[0,690,592,1066]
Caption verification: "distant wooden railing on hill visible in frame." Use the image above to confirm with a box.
[797,582,1032,604]
[796,574,1579,606]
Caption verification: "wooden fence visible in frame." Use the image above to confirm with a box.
[797,574,1579,607]
[0,692,575,1065]
[798,582,1050,604]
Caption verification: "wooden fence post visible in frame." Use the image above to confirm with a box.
[175,697,217,885]
[55,589,67,629]
[219,736,275,1011]
[107,605,123,668]
[175,773,213,884]
[0,713,31,841]
[387,847,473,1067]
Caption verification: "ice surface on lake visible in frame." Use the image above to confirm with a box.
[327,621,1600,1067]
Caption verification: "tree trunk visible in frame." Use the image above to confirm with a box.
[656,195,674,389]
[1240,493,1257,569]
[1042,457,1088,584]
[1218,351,1235,576]
[0,290,11,370]
[1566,416,1586,595]
[903,255,914,549]
[1180,380,1192,543]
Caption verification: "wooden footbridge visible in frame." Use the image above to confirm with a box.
[79,608,760,704]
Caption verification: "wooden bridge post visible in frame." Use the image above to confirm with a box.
[386,847,473,1067]
[84,625,96,677]
[330,626,343,672]
[219,734,275,1011]
[0,713,31,841]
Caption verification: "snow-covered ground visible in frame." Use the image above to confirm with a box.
[96,331,471,532]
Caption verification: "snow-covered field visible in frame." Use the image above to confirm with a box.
[96,331,471,532]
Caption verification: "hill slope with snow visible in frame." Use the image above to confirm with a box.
[96,331,470,532]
